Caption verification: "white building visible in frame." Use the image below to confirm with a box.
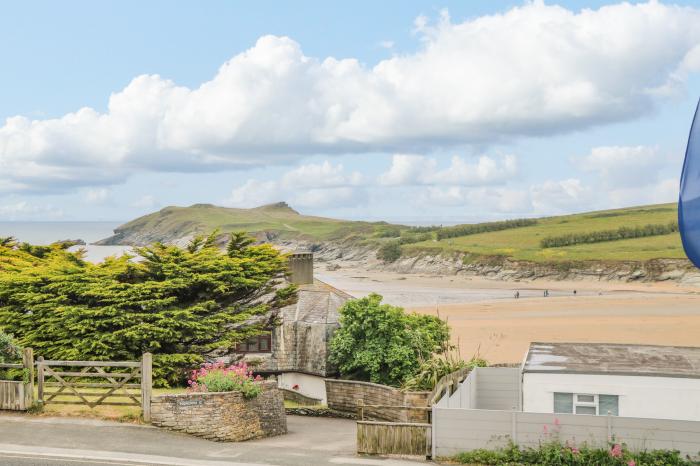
[522,342,700,421]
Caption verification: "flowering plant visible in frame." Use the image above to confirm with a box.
[187,361,263,398]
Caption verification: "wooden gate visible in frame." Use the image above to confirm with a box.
[356,405,432,458]
[37,353,152,422]
[0,348,34,411]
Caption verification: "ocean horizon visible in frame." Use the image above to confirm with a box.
[0,221,131,262]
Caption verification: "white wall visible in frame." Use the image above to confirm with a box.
[523,372,700,421]
[277,372,327,403]
[440,367,520,410]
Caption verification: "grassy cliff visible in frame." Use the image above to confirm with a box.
[96,202,392,245]
[404,203,683,263]
[98,202,685,264]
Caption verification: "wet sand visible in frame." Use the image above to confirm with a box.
[319,266,700,365]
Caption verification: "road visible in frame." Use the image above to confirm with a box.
[0,414,424,466]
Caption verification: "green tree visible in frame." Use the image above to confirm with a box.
[0,232,296,386]
[377,241,402,263]
[329,293,449,387]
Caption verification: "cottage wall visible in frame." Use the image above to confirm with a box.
[523,372,700,421]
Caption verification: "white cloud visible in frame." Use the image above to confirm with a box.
[422,186,531,214]
[225,180,282,208]
[531,178,593,213]
[0,201,63,221]
[84,188,111,205]
[224,160,367,209]
[577,145,664,188]
[281,161,363,189]
[130,195,159,209]
[380,153,517,186]
[2,2,700,193]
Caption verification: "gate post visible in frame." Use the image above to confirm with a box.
[141,353,152,423]
[22,348,34,407]
[36,356,44,405]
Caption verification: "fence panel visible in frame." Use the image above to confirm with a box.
[433,407,700,459]
[357,421,431,456]
[37,353,152,421]
[0,348,34,411]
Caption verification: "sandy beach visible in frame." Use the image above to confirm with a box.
[319,266,700,365]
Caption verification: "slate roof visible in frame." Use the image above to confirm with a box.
[523,342,700,379]
[280,279,353,325]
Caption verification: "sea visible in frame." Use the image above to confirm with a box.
[0,221,132,262]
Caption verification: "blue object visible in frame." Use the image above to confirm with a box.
[679,98,700,268]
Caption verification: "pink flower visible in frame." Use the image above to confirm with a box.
[543,425,548,434]
[554,418,560,426]
[610,444,622,458]
[627,461,636,466]
[571,447,579,455]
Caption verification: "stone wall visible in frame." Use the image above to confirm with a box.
[151,382,286,442]
[325,379,430,422]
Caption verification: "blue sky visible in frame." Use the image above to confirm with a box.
[2,0,700,223]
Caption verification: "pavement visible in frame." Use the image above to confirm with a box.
[0,414,427,466]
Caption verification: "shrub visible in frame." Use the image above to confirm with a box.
[0,331,20,363]
[0,231,297,387]
[453,440,694,465]
[329,293,449,387]
[436,219,538,240]
[188,361,262,398]
[377,241,402,262]
[540,222,679,248]
[402,353,487,391]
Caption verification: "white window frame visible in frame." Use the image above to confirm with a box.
[574,393,598,415]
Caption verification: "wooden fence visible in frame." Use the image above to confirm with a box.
[356,404,432,458]
[0,348,34,411]
[37,353,152,422]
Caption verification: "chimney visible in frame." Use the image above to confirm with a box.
[288,252,314,285]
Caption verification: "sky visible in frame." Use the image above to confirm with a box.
[2,0,700,223]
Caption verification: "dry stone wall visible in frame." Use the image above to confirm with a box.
[325,379,430,422]
[150,382,286,442]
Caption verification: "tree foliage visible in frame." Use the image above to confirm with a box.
[0,232,296,386]
[540,222,679,248]
[329,293,449,387]
[377,241,402,263]
[436,218,538,240]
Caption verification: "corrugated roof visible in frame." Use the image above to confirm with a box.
[523,342,700,379]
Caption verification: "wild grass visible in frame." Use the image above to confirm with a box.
[406,203,683,263]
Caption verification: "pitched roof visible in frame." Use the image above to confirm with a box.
[280,279,352,324]
[523,342,700,379]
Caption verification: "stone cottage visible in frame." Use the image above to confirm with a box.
[235,252,352,403]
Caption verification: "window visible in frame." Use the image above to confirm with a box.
[236,333,272,353]
[553,393,619,416]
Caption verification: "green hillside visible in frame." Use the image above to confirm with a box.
[97,202,393,244]
[403,203,684,262]
[99,201,686,263]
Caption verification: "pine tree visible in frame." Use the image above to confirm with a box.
[0,233,296,386]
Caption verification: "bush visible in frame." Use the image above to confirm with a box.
[329,293,449,387]
[402,353,487,391]
[0,232,297,387]
[188,361,262,398]
[0,331,20,363]
[436,219,538,240]
[540,222,679,248]
[453,440,694,465]
[377,241,402,262]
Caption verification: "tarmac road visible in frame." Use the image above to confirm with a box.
[0,414,425,466]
